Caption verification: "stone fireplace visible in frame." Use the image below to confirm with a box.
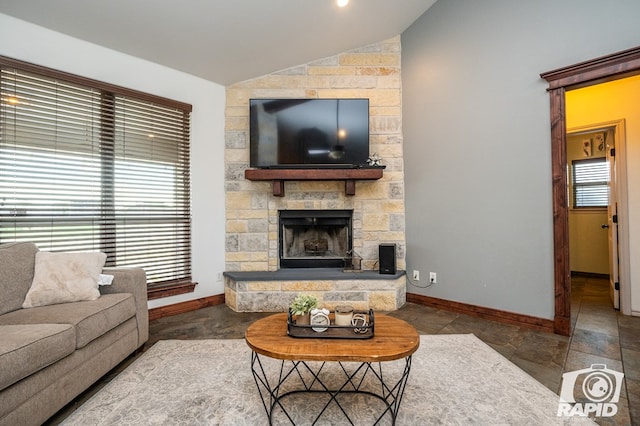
[279,209,352,269]
[223,36,406,312]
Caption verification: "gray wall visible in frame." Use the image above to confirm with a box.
[401,0,640,319]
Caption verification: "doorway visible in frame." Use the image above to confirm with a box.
[566,124,622,310]
[541,47,639,335]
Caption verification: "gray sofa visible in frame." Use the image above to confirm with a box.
[0,242,149,426]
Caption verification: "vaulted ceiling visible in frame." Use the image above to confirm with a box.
[0,0,437,85]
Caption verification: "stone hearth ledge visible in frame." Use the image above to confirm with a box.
[224,269,406,313]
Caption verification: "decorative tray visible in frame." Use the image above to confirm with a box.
[287,309,375,339]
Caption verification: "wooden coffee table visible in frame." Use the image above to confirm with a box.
[245,312,419,425]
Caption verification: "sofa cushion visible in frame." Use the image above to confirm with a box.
[0,242,39,315]
[0,293,136,349]
[22,251,107,308]
[0,324,75,392]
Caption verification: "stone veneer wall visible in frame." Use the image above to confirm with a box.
[224,36,406,310]
[224,271,406,312]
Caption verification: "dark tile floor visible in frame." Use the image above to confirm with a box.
[48,277,640,425]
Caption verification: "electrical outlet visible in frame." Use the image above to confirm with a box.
[429,272,437,283]
[216,272,223,282]
[412,270,420,281]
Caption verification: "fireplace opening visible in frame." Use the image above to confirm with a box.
[279,210,352,268]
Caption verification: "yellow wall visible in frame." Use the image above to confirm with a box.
[566,75,640,311]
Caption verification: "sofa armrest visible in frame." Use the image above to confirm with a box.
[100,267,149,348]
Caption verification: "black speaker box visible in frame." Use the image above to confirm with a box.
[378,243,396,274]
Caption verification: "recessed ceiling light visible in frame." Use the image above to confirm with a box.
[337,0,349,7]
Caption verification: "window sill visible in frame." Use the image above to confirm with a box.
[147,282,197,300]
[570,207,607,213]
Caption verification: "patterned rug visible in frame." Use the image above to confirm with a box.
[61,335,594,425]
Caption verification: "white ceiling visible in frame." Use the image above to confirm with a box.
[0,0,436,86]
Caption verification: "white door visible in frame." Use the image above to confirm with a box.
[605,129,620,309]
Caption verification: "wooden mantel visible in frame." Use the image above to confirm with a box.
[244,168,384,196]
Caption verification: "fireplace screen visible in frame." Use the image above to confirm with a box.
[279,210,352,268]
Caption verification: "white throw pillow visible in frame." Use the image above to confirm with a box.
[22,251,107,308]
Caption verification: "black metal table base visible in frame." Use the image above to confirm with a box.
[250,352,412,425]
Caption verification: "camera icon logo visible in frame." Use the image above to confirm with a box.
[558,364,624,418]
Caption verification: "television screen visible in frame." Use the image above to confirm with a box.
[249,98,369,168]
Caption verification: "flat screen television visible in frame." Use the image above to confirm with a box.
[249,98,369,168]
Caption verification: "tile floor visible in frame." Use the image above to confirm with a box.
[48,277,640,425]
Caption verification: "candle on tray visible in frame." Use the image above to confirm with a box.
[334,305,354,326]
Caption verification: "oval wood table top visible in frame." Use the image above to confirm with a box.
[245,312,419,362]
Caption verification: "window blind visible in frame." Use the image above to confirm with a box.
[572,158,609,208]
[0,57,192,288]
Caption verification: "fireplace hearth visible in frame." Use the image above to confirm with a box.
[279,210,352,268]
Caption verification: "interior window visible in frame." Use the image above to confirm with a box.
[0,58,193,291]
[571,158,609,208]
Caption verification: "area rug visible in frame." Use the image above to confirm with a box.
[61,335,594,425]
